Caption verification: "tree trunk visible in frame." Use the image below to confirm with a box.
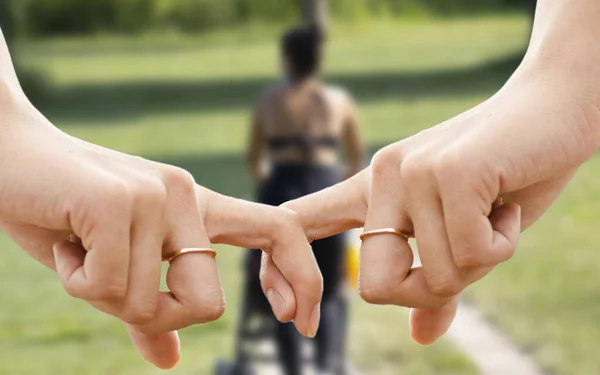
[302,0,328,32]
[0,0,6,34]
[0,0,13,46]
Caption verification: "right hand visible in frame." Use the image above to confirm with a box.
[0,98,322,368]
[284,58,600,345]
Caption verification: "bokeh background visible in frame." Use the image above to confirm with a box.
[3,1,599,374]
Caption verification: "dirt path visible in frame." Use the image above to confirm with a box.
[447,303,544,375]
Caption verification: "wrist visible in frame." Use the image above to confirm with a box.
[513,1,600,150]
[0,76,54,138]
[503,66,600,157]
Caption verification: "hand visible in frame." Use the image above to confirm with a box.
[0,99,322,368]
[284,62,600,344]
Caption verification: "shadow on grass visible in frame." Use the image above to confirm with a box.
[155,144,385,199]
[36,52,523,126]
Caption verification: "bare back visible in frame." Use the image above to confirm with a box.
[248,79,364,183]
[257,80,351,165]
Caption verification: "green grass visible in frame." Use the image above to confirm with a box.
[0,14,533,374]
[465,157,600,375]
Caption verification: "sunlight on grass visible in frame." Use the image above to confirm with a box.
[465,156,600,375]
[0,14,535,374]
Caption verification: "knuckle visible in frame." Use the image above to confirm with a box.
[371,145,402,179]
[268,208,303,246]
[139,179,168,205]
[62,282,81,299]
[358,284,392,305]
[432,148,464,182]
[454,245,515,269]
[162,167,196,197]
[428,273,462,298]
[358,263,409,305]
[102,179,133,207]
[204,299,227,322]
[500,244,517,262]
[399,154,426,182]
[121,305,156,325]
[357,277,394,305]
[454,252,484,268]
[95,279,128,300]
[190,292,226,323]
[276,208,303,230]
[301,271,324,298]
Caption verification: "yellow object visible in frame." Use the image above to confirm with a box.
[345,243,360,289]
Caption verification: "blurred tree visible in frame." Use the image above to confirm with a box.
[302,0,328,31]
[1,0,47,101]
[3,0,538,37]
[0,0,13,44]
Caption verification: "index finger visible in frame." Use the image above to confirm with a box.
[282,168,370,241]
[199,187,322,338]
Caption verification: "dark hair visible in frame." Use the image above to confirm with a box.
[281,25,324,81]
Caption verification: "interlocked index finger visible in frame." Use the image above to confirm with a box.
[199,187,322,338]
[282,169,370,241]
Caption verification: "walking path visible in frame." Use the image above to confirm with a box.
[447,303,545,375]
[348,229,545,375]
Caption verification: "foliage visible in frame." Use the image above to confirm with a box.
[3,0,534,37]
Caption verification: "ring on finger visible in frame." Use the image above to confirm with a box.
[164,248,217,264]
[359,228,412,241]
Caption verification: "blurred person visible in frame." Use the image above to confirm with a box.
[243,25,364,375]
[4,0,600,371]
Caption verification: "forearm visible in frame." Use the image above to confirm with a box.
[0,30,26,113]
[511,0,600,150]
[0,29,39,133]
[525,0,600,81]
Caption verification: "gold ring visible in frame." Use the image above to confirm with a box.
[165,248,217,264]
[359,228,411,241]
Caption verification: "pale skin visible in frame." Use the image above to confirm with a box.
[0,31,322,369]
[1,0,599,369]
[284,0,600,345]
[247,79,364,184]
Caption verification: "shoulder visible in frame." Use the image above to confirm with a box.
[324,84,354,106]
[255,82,284,110]
[323,84,357,118]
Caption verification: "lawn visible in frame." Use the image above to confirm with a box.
[465,156,600,375]
[0,14,533,374]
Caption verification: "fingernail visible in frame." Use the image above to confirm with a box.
[307,303,321,338]
[266,289,286,321]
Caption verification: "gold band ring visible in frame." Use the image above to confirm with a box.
[359,228,411,241]
[165,248,217,264]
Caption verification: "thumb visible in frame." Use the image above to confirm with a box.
[409,295,460,345]
[125,324,181,369]
[282,168,370,241]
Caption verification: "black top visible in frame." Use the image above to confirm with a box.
[267,134,339,161]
